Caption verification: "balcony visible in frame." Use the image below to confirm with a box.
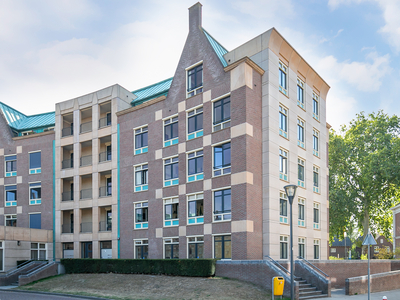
[62,191,73,201]
[80,155,92,167]
[99,151,111,163]
[80,121,92,134]
[99,186,112,197]
[62,127,73,137]
[62,223,74,233]
[99,221,112,232]
[62,113,73,137]
[62,159,73,169]
[99,102,111,129]
[80,188,92,200]
[80,222,92,233]
[80,108,92,134]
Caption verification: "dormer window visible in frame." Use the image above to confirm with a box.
[187,62,203,97]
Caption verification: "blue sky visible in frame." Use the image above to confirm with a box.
[0,0,399,130]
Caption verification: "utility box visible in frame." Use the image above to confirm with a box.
[273,277,284,296]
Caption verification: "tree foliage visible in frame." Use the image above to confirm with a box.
[329,111,400,242]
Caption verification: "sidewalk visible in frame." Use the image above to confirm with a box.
[312,288,400,299]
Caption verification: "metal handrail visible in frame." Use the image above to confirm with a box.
[265,255,291,276]
[297,256,329,278]
[4,260,34,276]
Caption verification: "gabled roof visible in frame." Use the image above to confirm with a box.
[130,28,228,106]
[131,77,173,106]
[331,237,352,247]
[202,28,228,67]
[0,102,55,131]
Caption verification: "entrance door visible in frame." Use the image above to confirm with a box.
[82,242,92,258]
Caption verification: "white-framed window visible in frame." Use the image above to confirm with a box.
[214,235,231,259]
[187,193,204,225]
[213,95,231,132]
[313,92,319,121]
[298,198,305,227]
[186,61,203,98]
[313,129,319,157]
[29,182,41,205]
[164,115,179,147]
[374,246,379,253]
[297,118,305,149]
[5,185,17,207]
[63,242,74,258]
[164,237,179,259]
[331,248,336,253]
[280,235,288,259]
[313,202,320,230]
[164,197,179,227]
[29,213,41,229]
[188,236,204,258]
[213,141,231,177]
[279,192,288,224]
[31,242,46,260]
[5,215,16,227]
[134,201,148,230]
[297,78,305,109]
[29,151,41,174]
[134,163,148,192]
[299,237,306,258]
[313,166,319,193]
[134,239,148,259]
[298,158,305,188]
[187,149,203,182]
[279,61,288,95]
[164,156,179,187]
[21,130,34,136]
[187,106,203,140]
[5,155,17,177]
[279,105,288,138]
[213,188,231,222]
[314,239,320,259]
[279,149,288,181]
[134,125,148,155]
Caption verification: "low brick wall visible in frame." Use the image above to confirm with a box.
[215,260,299,299]
[346,270,400,295]
[18,263,58,286]
[308,260,392,288]
[391,260,400,271]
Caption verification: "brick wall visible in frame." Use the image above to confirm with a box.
[346,270,400,295]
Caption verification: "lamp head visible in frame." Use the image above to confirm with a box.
[284,184,297,205]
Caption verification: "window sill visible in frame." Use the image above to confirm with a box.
[297,101,306,111]
[212,219,231,223]
[279,88,289,98]
[213,121,230,132]
[279,130,289,140]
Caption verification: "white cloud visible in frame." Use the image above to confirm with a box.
[326,91,358,130]
[316,52,391,92]
[328,0,364,10]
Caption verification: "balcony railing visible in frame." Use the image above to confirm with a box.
[62,191,73,201]
[62,127,73,137]
[99,152,111,163]
[62,223,74,234]
[99,186,112,197]
[80,188,92,200]
[80,155,92,167]
[80,222,92,233]
[62,159,74,169]
[80,121,92,133]
[99,116,111,129]
[99,221,112,232]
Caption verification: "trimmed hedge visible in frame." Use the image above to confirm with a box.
[60,259,216,277]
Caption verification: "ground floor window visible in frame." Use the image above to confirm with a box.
[214,235,231,259]
[0,241,3,271]
[135,239,148,259]
[164,238,179,259]
[31,243,46,260]
[63,242,74,258]
[100,241,112,259]
[314,239,320,259]
[298,237,305,258]
[188,236,204,258]
[280,236,288,259]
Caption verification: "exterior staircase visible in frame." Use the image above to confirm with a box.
[296,277,328,299]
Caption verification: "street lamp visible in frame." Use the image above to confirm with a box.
[284,184,297,300]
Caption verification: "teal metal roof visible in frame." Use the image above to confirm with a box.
[202,28,228,67]
[0,102,55,130]
[131,77,173,105]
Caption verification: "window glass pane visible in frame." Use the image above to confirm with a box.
[172,244,179,259]
[188,159,196,175]
[214,147,222,168]
[298,165,304,181]
[223,144,231,167]
[135,171,142,185]
[29,152,41,169]
[197,156,203,173]
[197,113,203,130]
[142,132,148,147]
[165,165,172,180]
[172,162,179,179]
[188,201,196,217]
[135,134,142,149]
[223,100,230,121]
[6,190,16,201]
[188,116,196,133]
[30,187,41,199]
[224,239,231,259]
[215,240,222,259]
[172,122,179,139]
[30,214,41,229]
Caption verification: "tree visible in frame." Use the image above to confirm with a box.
[329,111,400,243]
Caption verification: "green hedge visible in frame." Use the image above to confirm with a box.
[60,259,216,277]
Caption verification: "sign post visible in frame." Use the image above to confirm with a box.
[362,232,377,300]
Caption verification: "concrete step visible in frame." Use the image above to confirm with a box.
[299,286,317,292]
[299,294,328,300]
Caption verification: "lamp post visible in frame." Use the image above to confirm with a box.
[284,184,297,300]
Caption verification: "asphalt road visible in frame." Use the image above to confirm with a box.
[0,290,107,300]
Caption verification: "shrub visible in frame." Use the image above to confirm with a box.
[60,259,216,277]
[374,247,394,259]
[329,256,344,260]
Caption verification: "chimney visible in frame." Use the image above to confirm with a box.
[188,2,202,32]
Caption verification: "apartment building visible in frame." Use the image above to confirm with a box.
[0,2,329,266]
